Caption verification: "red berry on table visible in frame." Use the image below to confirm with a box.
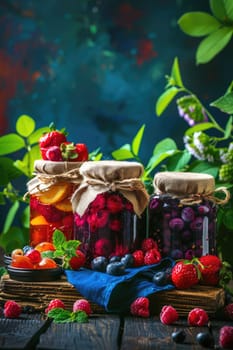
[39,130,67,148]
[160,305,179,325]
[73,299,92,315]
[25,249,42,265]
[144,248,161,265]
[171,260,199,289]
[198,254,222,286]
[188,308,209,326]
[141,238,158,252]
[224,303,233,320]
[132,250,144,267]
[219,325,233,349]
[4,300,21,318]
[130,297,150,318]
[69,250,86,270]
[45,299,65,314]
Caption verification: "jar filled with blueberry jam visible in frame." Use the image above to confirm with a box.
[148,172,229,259]
[27,160,83,247]
[72,160,149,266]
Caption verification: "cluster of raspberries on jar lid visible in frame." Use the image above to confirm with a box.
[39,127,88,162]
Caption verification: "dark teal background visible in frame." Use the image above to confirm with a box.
[0,0,232,162]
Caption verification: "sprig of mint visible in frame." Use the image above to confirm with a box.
[219,261,233,296]
[47,307,88,323]
[41,229,81,269]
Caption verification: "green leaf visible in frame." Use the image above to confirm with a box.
[223,209,233,230]
[165,150,192,171]
[224,0,233,21]
[146,138,177,171]
[210,0,227,21]
[156,87,180,116]
[53,229,66,248]
[14,145,41,177]
[0,134,25,155]
[132,124,145,156]
[185,122,216,136]
[211,91,233,114]
[0,226,26,253]
[224,116,233,139]
[178,12,221,37]
[187,160,219,177]
[28,126,50,145]
[171,57,183,87]
[196,27,233,64]
[16,115,35,137]
[0,158,22,185]
[3,201,20,233]
[47,308,72,323]
[21,205,30,229]
[73,310,89,323]
[112,145,134,160]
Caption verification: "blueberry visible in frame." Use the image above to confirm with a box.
[109,256,121,263]
[152,271,168,286]
[23,245,33,254]
[171,330,186,343]
[106,262,126,276]
[91,256,108,272]
[196,332,214,348]
[171,249,183,259]
[121,254,134,267]
[181,207,195,222]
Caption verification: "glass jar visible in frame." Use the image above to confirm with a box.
[27,160,83,247]
[148,172,228,259]
[72,160,149,266]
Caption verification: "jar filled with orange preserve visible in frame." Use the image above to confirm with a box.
[72,160,149,266]
[27,160,83,247]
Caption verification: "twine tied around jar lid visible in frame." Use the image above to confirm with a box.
[25,160,84,196]
[153,171,230,205]
[71,160,150,217]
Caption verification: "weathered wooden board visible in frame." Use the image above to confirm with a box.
[36,315,121,350]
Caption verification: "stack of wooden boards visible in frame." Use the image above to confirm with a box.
[0,274,225,317]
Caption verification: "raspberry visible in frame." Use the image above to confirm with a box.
[130,297,150,318]
[132,250,144,267]
[45,299,65,314]
[224,303,233,320]
[160,305,179,325]
[73,299,92,315]
[219,326,233,348]
[188,308,209,326]
[141,238,158,252]
[4,300,21,318]
[144,248,161,265]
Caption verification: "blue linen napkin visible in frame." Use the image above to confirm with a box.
[65,257,175,313]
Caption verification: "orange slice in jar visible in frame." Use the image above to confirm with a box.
[54,197,72,212]
[37,183,71,205]
[31,215,49,226]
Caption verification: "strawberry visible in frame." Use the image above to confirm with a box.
[132,250,144,267]
[61,142,88,162]
[198,255,222,286]
[130,297,150,318]
[69,250,86,270]
[73,299,92,315]
[45,299,65,314]
[144,248,161,265]
[171,260,199,289]
[4,300,21,318]
[74,143,88,161]
[45,146,63,161]
[39,130,67,148]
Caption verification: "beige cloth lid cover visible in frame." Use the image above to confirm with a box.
[26,160,83,195]
[71,160,150,217]
[153,171,215,196]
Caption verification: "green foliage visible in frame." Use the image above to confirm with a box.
[178,0,233,64]
[47,308,89,323]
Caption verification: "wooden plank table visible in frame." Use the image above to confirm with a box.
[0,312,232,350]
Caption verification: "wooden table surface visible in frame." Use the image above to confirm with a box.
[0,312,232,350]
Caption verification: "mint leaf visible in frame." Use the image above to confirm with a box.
[47,308,72,323]
[73,310,89,323]
[53,229,66,249]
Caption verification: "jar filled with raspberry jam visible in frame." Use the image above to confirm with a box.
[72,160,149,266]
[148,172,229,259]
[27,160,83,247]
